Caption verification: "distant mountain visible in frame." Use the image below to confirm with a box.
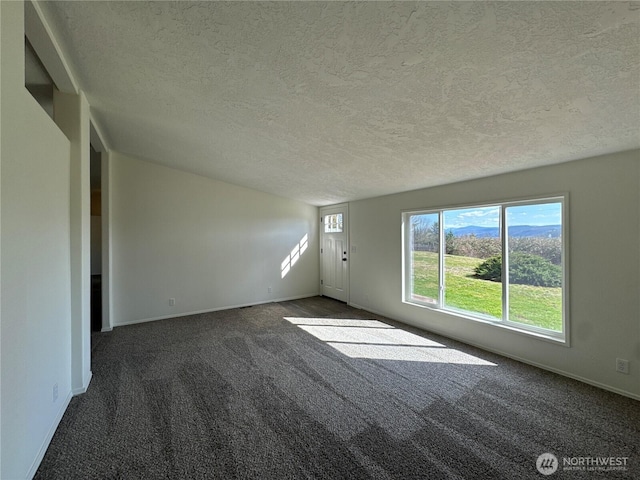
[448,225,561,238]
[448,226,498,238]
[509,225,561,238]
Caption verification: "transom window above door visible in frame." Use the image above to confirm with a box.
[324,214,343,233]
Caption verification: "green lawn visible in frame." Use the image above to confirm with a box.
[411,251,562,331]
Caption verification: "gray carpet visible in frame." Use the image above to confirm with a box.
[36,297,639,479]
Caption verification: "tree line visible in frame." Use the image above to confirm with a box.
[411,219,561,265]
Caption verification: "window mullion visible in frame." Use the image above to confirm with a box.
[438,211,444,307]
[501,206,508,323]
[406,215,413,302]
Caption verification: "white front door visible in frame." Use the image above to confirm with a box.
[320,204,349,303]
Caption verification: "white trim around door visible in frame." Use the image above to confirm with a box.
[319,203,349,303]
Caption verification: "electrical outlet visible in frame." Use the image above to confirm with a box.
[52,383,58,402]
[268,286,272,294]
[616,358,629,375]
[169,298,175,306]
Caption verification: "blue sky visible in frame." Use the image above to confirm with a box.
[443,203,562,229]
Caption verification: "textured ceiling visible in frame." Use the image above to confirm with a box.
[42,1,639,206]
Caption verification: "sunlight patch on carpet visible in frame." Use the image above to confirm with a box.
[284,317,497,365]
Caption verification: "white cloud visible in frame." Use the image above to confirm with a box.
[459,209,497,218]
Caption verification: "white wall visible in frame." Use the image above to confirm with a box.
[53,90,92,395]
[349,151,640,400]
[1,2,73,478]
[110,152,319,325]
[101,151,112,331]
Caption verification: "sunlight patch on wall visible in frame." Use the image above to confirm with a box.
[281,234,308,278]
[284,317,497,365]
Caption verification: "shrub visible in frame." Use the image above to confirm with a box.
[474,253,562,287]
[473,255,502,282]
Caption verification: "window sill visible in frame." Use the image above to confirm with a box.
[403,299,568,347]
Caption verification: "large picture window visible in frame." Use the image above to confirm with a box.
[403,196,567,342]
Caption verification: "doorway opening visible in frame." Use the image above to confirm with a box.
[90,144,102,333]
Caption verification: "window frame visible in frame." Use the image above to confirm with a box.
[402,194,569,345]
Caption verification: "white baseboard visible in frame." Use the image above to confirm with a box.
[348,302,388,318]
[478,349,640,402]
[348,302,640,402]
[26,390,73,479]
[113,293,320,328]
[72,370,93,396]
